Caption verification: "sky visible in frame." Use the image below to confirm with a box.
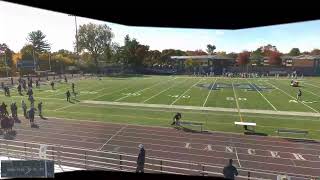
[1,1,320,54]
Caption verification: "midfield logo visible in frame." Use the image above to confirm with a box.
[197,83,274,92]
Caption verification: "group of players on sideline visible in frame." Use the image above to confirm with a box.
[190,70,303,79]
[0,74,77,128]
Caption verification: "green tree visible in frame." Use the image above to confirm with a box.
[26,30,51,53]
[121,35,149,68]
[184,58,193,72]
[160,49,186,65]
[0,43,13,76]
[288,48,300,56]
[144,50,161,67]
[206,44,216,55]
[250,48,264,66]
[20,44,34,60]
[77,23,114,70]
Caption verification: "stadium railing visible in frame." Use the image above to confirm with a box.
[0,139,315,180]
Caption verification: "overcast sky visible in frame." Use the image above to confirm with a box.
[1,1,320,53]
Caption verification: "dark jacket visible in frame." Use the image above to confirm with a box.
[223,165,238,180]
[28,108,35,118]
[137,148,145,165]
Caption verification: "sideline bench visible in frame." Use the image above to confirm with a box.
[276,129,308,137]
[178,121,204,132]
[234,122,256,132]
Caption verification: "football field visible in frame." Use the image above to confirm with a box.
[2,75,320,140]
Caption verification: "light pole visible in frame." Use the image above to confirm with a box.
[48,52,52,71]
[4,52,8,77]
[68,14,78,55]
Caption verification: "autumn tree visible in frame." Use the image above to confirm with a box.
[268,51,282,66]
[236,51,250,65]
[311,49,320,55]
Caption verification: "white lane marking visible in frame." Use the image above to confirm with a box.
[235,147,242,168]
[202,79,217,107]
[98,125,128,151]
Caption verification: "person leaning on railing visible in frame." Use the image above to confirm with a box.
[223,159,238,180]
[136,144,145,173]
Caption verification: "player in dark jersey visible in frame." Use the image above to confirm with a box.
[297,89,302,101]
[50,81,55,90]
[66,90,71,102]
[171,113,182,126]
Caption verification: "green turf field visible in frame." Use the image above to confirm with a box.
[2,75,320,140]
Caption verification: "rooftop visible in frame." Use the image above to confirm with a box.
[170,55,234,60]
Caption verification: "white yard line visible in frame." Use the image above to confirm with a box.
[91,87,129,100]
[53,86,129,111]
[46,80,106,98]
[98,125,128,151]
[142,78,188,103]
[304,82,320,88]
[231,81,243,122]
[54,103,74,111]
[115,78,177,102]
[265,81,319,113]
[302,88,320,98]
[170,78,203,105]
[202,78,217,107]
[246,79,278,111]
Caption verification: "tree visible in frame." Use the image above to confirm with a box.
[216,51,227,56]
[268,51,282,66]
[26,30,51,53]
[160,49,186,65]
[261,44,277,55]
[311,49,320,55]
[144,50,161,67]
[77,23,114,70]
[0,43,13,76]
[250,48,264,66]
[236,51,250,65]
[226,52,238,59]
[206,44,216,55]
[20,44,34,60]
[288,48,300,56]
[186,50,207,56]
[120,35,150,68]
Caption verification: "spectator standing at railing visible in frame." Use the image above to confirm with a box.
[136,144,145,173]
[223,159,238,180]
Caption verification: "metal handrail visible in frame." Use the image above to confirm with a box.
[0,139,315,179]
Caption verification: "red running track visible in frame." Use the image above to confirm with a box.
[4,116,320,179]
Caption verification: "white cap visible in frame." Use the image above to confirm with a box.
[138,144,144,149]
